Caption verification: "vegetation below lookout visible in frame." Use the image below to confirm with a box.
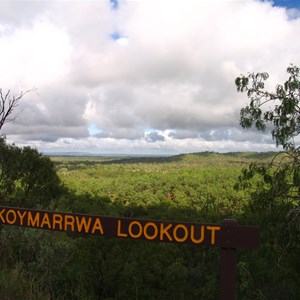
[0,150,299,299]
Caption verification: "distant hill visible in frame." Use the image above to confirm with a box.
[50,151,280,169]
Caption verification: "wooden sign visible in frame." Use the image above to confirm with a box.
[0,206,259,249]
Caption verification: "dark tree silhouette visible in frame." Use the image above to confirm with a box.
[0,89,32,132]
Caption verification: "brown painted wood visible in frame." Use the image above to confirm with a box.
[220,219,238,300]
[0,206,259,249]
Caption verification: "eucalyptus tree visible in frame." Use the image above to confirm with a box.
[235,65,300,299]
[235,65,300,225]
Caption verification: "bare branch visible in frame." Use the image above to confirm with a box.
[0,88,33,132]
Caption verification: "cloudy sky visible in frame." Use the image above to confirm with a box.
[1,0,300,155]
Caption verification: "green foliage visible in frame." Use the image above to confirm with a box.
[235,65,300,218]
[236,65,300,150]
[1,150,299,299]
[235,66,300,299]
[0,137,62,208]
[55,153,254,219]
[0,152,247,299]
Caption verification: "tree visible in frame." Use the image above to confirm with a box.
[235,66,300,299]
[235,65,300,225]
[0,137,63,208]
[0,88,63,208]
[235,65,300,150]
[0,89,32,132]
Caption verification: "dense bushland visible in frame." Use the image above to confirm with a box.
[1,150,299,299]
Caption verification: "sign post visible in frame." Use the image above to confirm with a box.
[0,206,259,299]
[220,219,238,300]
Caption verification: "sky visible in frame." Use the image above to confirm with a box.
[0,0,300,155]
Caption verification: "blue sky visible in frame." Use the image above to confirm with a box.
[273,0,300,8]
[0,0,300,154]
[110,0,119,10]
[111,0,300,10]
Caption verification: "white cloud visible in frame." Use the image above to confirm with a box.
[0,19,71,90]
[1,0,300,154]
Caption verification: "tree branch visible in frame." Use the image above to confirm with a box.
[0,88,33,132]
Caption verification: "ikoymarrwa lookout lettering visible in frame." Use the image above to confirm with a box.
[0,206,259,249]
